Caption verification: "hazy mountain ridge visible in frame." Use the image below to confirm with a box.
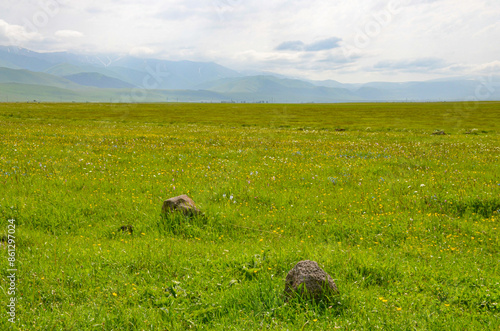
[0,46,499,103]
[195,76,361,102]
[0,46,242,90]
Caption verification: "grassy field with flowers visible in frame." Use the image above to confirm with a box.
[0,102,499,330]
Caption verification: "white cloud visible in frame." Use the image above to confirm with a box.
[373,58,449,72]
[55,30,83,38]
[0,19,44,43]
[474,61,500,74]
[129,46,156,57]
[0,0,499,82]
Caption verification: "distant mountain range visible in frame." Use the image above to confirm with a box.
[0,45,499,103]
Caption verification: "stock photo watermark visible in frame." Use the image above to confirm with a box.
[468,75,499,106]
[5,219,17,324]
[5,0,68,47]
[21,0,67,35]
[443,74,499,127]
[110,63,172,104]
[213,0,241,21]
[460,74,499,112]
[341,0,409,60]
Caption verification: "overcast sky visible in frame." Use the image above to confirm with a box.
[0,0,499,83]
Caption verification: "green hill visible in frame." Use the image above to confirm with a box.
[0,83,83,102]
[45,63,139,85]
[0,67,82,89]
[0,83,227,103]
[63,72,136,88]
[44,63,90,76]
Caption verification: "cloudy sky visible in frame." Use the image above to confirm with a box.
[0,0,499,83]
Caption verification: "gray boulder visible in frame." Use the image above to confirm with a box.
[284,260,339,301]
[162,195,202,217]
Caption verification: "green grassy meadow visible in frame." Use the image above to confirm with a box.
[0,102,499,330]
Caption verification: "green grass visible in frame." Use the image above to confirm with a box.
[2,101,500,131]
[0,102,499,330]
